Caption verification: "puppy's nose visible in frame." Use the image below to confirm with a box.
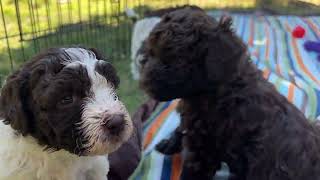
[103,114,125,134]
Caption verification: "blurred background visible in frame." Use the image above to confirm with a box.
[1,0,320,114]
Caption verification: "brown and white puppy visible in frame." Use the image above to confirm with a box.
[0,47,133,180]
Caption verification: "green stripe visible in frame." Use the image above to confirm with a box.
[298,80,317,120]
[142,154,152,180]
[272,75,284,93]
[129,152,153,180]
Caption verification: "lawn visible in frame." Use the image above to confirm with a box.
[1,0,319,114]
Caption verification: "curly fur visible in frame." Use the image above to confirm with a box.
[0,47,133,179]
[130,5,203,80]
[0,122,108,180]
[140,6,320,180]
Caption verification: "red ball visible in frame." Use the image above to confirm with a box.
[292,26,306,38]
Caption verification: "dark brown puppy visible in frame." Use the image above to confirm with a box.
[140,6,320,180]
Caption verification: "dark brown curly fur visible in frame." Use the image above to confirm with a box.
[139,6,320,180]
[144,5,202,18]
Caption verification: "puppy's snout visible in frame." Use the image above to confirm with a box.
[102,114,125,134]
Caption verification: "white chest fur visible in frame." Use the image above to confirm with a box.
[0,122,109,180]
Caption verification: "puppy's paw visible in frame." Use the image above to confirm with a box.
[156,138,182,155]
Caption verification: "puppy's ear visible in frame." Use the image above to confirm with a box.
[218,15,233,32]
[0,70,31,135]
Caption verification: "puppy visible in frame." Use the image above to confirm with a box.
[130,5,203,80]
[140,6,320,180]
[0,47,133,180]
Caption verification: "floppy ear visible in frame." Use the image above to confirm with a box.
[0,70,31,135]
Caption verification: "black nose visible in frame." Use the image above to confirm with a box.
[103,114,125,134]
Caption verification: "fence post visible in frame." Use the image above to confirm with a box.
[14,0,26,61]
[14,0,23,41]
[0,0,14,71]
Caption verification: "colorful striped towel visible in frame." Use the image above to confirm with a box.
[130,13,320,180]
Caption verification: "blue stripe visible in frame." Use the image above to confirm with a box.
[161,156,172,180]
[316,91,320,118]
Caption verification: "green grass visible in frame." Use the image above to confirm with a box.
[113,56,147,114]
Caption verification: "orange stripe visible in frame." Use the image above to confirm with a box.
[171,154,183,180]
[284,23,291,32]
[304,18,320,38]
[285,23,320,86]
[288,83,295,103]
[276,64,281,75]
[263,69,271,79]
[265,24,270,60]
[248,17,254,46]
[143,100,179,149]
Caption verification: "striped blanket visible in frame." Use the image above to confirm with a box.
[130,12,320,180]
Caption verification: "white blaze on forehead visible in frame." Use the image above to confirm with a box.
[63,48,100,80]
[63,48,98,64]
[62,48,132,155]
[62,47,120,112]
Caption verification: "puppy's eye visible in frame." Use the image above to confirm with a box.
[140,57,147,65]
[60,96,73,105]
